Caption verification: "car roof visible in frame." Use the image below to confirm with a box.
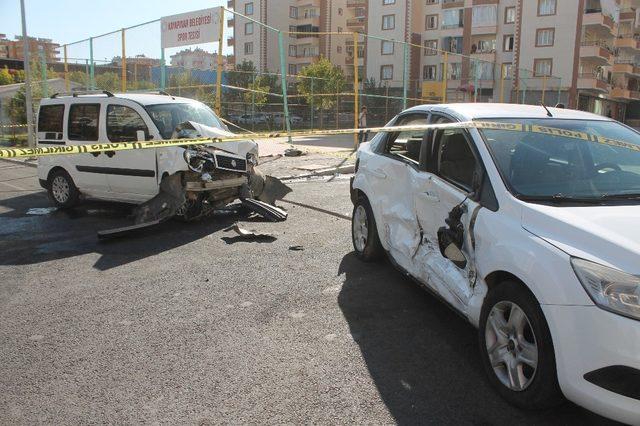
[404,103,611,122]
[40,92,200,106]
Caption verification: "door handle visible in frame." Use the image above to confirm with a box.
[105,151,116,158]
[370,168,387,179]
[422,191,439,202]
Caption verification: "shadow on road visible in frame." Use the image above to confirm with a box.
[0,192,243,271]
[336,252,617,425]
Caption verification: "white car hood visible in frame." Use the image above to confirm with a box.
[188,121,258,157]
[521,203,640,273]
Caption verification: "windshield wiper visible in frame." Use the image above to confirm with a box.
[599,193,640,200]
[516,193,604,204]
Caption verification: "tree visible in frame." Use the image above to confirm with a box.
[95,71,121,92]
[0,67,13,86]
[244,75,270,110]
[296,57,345,127]
[8,83,42,124]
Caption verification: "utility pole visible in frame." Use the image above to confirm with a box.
[20,0,35,147]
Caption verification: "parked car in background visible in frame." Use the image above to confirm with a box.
[237,113,268,125]
[350,103,640,424]
[271,112,303,126]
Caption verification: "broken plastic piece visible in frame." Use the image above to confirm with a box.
[289,245,304,251]
[241,198,288,222]
[221,222,276,244]
[97,219,164,240]
[284,148,304,157]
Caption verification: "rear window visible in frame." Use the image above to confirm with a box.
[68,104,100,141]
[38,104,64,133]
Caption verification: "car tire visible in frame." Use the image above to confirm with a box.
[479,281,564,410]
[175,195,204,222]
[351,195,384,262]
[47,169,80,209]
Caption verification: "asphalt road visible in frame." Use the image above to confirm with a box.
[0,161,618,424]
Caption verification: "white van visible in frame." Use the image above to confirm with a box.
[37,92,263,220]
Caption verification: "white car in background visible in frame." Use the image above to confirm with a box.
[350,103,640,424]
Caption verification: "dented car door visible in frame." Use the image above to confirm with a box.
[412,115,481,313]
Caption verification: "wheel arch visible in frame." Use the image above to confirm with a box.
[47,166,71,182]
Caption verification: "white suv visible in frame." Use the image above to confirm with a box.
[350,103,640,424]
[37,92,262,220]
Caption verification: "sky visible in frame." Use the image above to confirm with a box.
[0,0,235,64]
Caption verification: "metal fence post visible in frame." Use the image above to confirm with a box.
[499,63,505,103]
[402,42,409,109]
[63,45,69,92]
[89,37,95,89]
[40,50,48,98]
[310,76,314,131]
[542,75,547,105]
[277,31,292,142]
[215,7,224,116]
[353,32,359,148]
[557,78,562,105]
[121,28,127,92]
[251,73,255,131]
[160,48,165,91]
[442,52,448,103]
[473,59,479,102]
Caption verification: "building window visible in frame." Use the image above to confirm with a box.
[424,39,438,55]
[534,58,553,76]
[290,6,298,18]
[425,14,439,30]
[538,0,556,16]
[442,9,463,29]
[383,0,396,4]
[473,39,496,53]
[505,6,516,24]
[244,42,254,55]
[536,28,554,46]
[501,63,513,79]
[381,40,394,55]
[245,22,253,35]
[338,8,343,15]
[337,45,342,53]
[425,0,438,3]
[382,14,395,30]
[245,2,254,15]
[289,64,297,75]
[289,45,297,57]
[444,36,463,53]
[447,62,462,80]
[381,65,393,80]
[423,65,437,80]
[503,35,514,52]
[472,5,497,27]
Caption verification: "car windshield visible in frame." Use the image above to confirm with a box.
[145,103,223,139]
[478,118,640,202]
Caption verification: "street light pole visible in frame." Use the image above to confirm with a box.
[20,0,35,147]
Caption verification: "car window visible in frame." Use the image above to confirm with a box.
[384,113,428,163]
[68,104,100,141]
[38,104,64,133]
[437,129,477,191]
[107,105,149,142]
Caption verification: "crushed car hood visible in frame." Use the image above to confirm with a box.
[188,121,258,157]
[521,203,640,273]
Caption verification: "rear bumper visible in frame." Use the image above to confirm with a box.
[543,304,640,424]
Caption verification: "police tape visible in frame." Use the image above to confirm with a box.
[0,120,638,159]
[0,124,30,128]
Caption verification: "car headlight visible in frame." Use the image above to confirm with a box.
[571,257,640,320]
[183,149,204,173]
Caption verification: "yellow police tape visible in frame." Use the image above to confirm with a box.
[0,120,638,159]
[0,124,29,128]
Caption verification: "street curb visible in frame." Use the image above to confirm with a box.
[279,164,355,180]
[0,157,37,168]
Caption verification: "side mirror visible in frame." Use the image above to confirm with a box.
[136,130,145,142]
[442,242,467,269]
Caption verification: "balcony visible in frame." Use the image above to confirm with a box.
[613,60,640,76]
[615,35,640,51]
[619,8,636,21]
[346,18,366,29]
[227,37,234,47]
[577,73,610,92]
[346,0,366,7]
[579,41,613,65]
[611,87,640,100]
[442,0,464,8]
[227,18,234,28]
[583,10,616,35]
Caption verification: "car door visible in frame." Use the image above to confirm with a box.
[103,101,158,198]
[411,113,483,312]
[66,101,111,197]
[363,112,429,272]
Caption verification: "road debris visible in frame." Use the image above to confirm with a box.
[26,207,57,215]
[284,148,305,157]
[221,223,276,244]
[288,245,304,251]
[241,198,288,222]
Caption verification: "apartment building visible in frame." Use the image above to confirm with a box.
[227,0,366,79]
[0,35,60,63]
[228,0,640,119]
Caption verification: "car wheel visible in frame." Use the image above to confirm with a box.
[175,194,203,222]
[479,281,564,410]
[352,195,384,261]
[47,169,80,208]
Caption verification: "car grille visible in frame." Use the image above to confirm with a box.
[214,154,247,173]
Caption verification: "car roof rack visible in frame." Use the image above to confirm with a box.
[50,90,115,99]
